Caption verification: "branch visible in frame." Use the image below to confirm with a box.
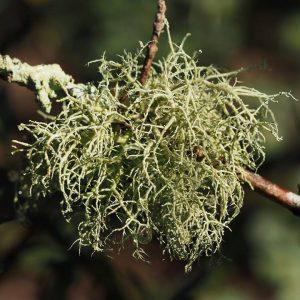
[242,170,300,215]
[194,145,300,215]
[0,54,75,113]
[139,0,166,85]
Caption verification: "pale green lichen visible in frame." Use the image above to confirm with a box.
[13,32,290,271]
[0,54,74,112]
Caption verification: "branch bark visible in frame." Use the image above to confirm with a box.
[195,147,300,215]
[139,0,166,85]
[242,170,300,215]
[0,54,75,113]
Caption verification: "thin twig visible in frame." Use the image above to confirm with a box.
[242,170,300,215]
[0,54,77,113]
[139,0,166,85]
[194,147,300,216]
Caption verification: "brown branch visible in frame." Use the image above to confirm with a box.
[193,146,300,215]
[242,170,300,215]
[139,0,166,85]
[0,54,79,113]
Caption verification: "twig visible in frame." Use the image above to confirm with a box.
[196,147,300,216]
[242,169,300,215]
[0,54,77,113]
[139,0,166,85]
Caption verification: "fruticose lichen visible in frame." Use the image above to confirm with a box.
[14,32,288,271]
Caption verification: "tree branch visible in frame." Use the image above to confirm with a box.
[0,54,75,113]
[242,170,300,215]
[195,147,300,214]
[194,146,300,215]
[139,0,166,85]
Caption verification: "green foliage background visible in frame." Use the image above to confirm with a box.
[0,0,300,299]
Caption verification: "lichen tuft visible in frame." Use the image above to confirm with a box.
[13,32,288,271]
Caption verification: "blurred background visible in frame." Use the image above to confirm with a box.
[1,0,300,299]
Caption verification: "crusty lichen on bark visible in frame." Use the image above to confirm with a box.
[0,54,74,112]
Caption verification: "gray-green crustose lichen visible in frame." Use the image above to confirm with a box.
[0,55,74,113]
[14,34,288,271]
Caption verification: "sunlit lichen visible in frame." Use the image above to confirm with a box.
[13,30,289,272]
[0,55,74,113]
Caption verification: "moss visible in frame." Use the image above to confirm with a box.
[13,30,291,271]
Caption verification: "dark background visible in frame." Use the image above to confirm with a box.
[1,0,300,299]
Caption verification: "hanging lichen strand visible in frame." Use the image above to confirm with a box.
[14,32,287,272]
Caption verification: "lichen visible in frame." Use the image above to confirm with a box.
[13,31,288,271]
[0,55,74,112]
